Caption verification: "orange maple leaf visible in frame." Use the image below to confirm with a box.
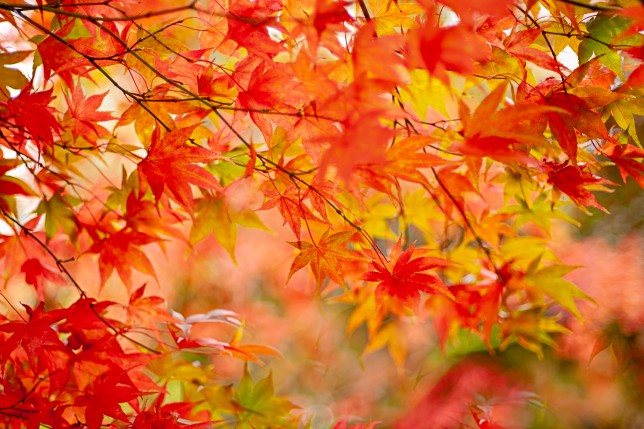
[413,21,490,84]
[434,0,513,25]
[454,83,547,167]
[287,230,362,291]
[126,284,175,336]
[319,111,393,182]
[358,136,448,198]
[260,184,321,239]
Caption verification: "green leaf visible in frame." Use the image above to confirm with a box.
[36,192,80,242]
[233,367,295,428]
[527,265,592,320]
[578,14,642,78]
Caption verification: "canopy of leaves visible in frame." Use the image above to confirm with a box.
[0,0,642,427]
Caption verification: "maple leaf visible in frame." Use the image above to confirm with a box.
[226,0,285,58]
[126,284,175,333]
[311,0,353,36]
[63,85,114,146]
[431,282,503,348]
[3,85,61,149]
[191,193,268,262]
[37,20,91,87]
[75,370,140,429]
[36,191,80,242]
[233,367,296,427]
[544,93,610,162]
[57,298,117,349]
[353,22,405,85]
[288,0,353,56]
[382,137,448,185]
[88,227,160,289]
[319,111,394,182]
[517,61,616,162]
[138,125,222,212]
[235,58,307,141]
[260,184,321,239]
[429,261,527,348]
[287,230,361,291]
[116,86,192,145]
[454,83,549,167]
[358,135,448,198]
[526,264,591,321]
[363,239,453,307]
[0,218,73,297]
[413,21,490,84]
[21,258,66,299]
[369,0,423,35]
[602,141,644,188]
[503,28,564,73]
[578,13,637,78]
[544,161,615,213]
[133,393,213,429]
[303,179,344,221]
[0,302,71,379]
[435,0,513,24]
[124,192,184,241]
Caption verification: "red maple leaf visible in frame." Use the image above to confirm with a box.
[21,258,66,299]
[138,125,222,212]
[0,302,71,379]
[544,161,615,212]
[88,228,160,290]
[63,85,114,146]
[544,93,610,163]
[289,0,353,57]
[353,21,405,85]
[519,65,614,163]
[226,0,285,58]
[57,298,117,349]
[363,239,453,306]
[3,85,61,149]
[602,141,644,188]
[132,394,213,429]
[235,58,307,141]
[75,370,140,429]
[429,261,521,348]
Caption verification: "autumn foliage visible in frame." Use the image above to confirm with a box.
[0,0,643,427]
